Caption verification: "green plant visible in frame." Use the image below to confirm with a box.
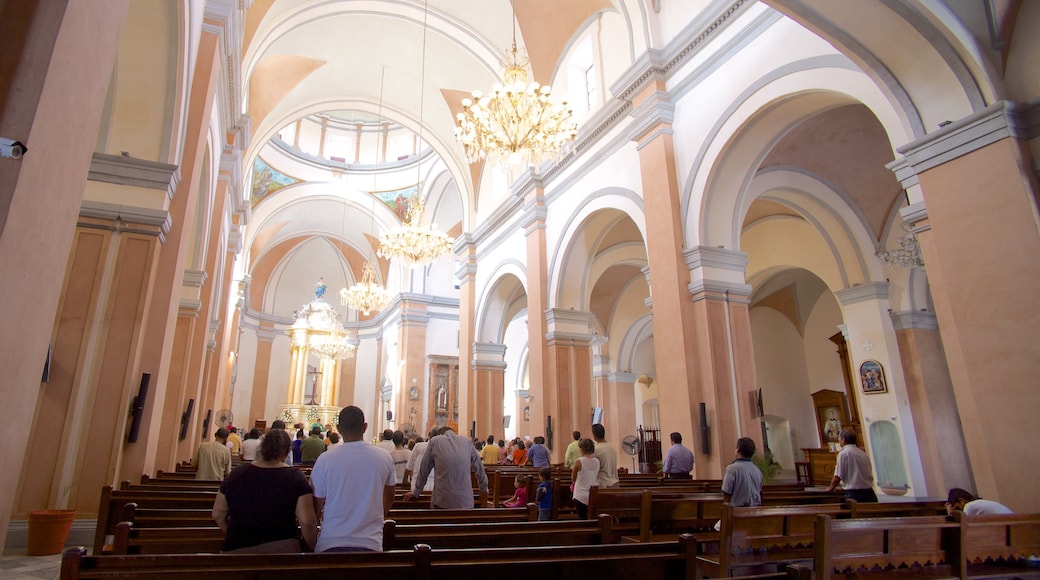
[752,450,782,483]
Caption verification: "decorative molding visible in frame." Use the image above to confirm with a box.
[608,372,638,384]
[890,310,939,331]
[685,245,749,272]
[183,269,207,289]
[889,100,1035,186]
[79,200,172,242]
[472,342,507,360]
[688,281,752,303]
[88,153,180,199]
[255,327,279,342]
[178,299,201,317]
[835,282,890,305]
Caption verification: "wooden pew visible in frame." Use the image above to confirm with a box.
[140,474,222,487]
[65,535,808,580]
[386,506,537,524]
[954,511,1040,579]
[111,522,224,555]
[383,515,616,550]
[844,498,948,518]
[93,486,217,554]
[694,503,846,579]
[812,514,961,579]
[121,504,216,529]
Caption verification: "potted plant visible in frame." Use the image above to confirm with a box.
[752,450,782,484]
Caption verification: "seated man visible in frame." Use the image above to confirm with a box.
[947,487,1013,515]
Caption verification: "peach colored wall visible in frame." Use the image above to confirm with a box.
[250,332,274,426]
[915,138,1040,511]
[0,0,129,548]
[15,229,108,517]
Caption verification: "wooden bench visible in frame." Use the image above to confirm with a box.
[694,503,846,578]
[813,514,961,579]
[387,506,537,524]
[93,486,217,554]
[844,499,948,518]
[383,515,616,550]
[64,535,795,580]
[954,511,1040,579]
[111,522,224,555]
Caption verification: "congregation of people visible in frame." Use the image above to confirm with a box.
[187,415,1012,556]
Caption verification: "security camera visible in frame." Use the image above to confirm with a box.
[0,137,27,159]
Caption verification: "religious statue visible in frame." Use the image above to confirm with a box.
[314,277,327,299]
[435,383,447,411]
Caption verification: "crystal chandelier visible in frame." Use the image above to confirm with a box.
[877,227,924,269]
[453,4,577,167]
[378,194,454,266]
[341,260,393,315]
[377,0,454,267]
[290,286,356,360]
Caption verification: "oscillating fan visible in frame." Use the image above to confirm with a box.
[215,409,234,428]
[621,434,640,473]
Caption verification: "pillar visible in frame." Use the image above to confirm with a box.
[455,236,478,433]
[519,178,550,443]
[0,0,129,548]
[473,343,507,443]
[685,246,760,478]
[889,101,1040,511]
[892,311,972,497]
[545,309,594,463]
[249,326,276,425]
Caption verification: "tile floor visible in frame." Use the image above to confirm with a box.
[0,549,62,580]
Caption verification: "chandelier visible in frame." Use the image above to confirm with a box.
[453,4,577,167]
[877,227,924,269]
[290,286,356,360]
[340,260,393,315]
[377,0,454,267]
[378,194,454,266]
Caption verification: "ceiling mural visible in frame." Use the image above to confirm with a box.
[251,156,303,208]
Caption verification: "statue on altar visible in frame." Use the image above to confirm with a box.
[314,277,327,299]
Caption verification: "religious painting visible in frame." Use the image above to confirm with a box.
[811,389,850,450]
[859,360,887,394]
[250,156,301,208]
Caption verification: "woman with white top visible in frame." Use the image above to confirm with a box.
[570,438,599,520]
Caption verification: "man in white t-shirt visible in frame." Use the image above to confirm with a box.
[310,406,395,552]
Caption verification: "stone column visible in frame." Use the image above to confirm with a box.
[835,283,926,496]
[399,294,429,425]
[14,210,164,519]
[892,310,971,497]
[0,0,129,545]
[249,325,277,426]
[473,342,507,441]
[519,178,550,441]
[628,80,704,463]
[684,246,759,478]
[545,309,594,463]
[889,101,1040,511]
[455,236,478,433]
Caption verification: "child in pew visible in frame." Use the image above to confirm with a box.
[535,467,553,520]
[503,475,529,508]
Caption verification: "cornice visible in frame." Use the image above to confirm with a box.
[88,153,179,200]
[890,310,939,331]
[835,282,890,305]
[79,200,172,242]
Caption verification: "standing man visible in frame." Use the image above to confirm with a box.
[662,432,695,479]
[311,406,395,552]
[480,435,499,465]
[527,436,551,468]
[301,426,326,464]
[225,426,242,456]
[377,429,396,453]
[591,423,619,488]
[192,428,232,480]
[721,437,763,506]
[564,431,582,468]
[407,426,489,509]
[825,429,877,502]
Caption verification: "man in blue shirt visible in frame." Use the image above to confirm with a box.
[526,435,551,467]
[662,431,695,478]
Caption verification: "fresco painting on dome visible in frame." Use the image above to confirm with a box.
[251,157,302,208]
[373,185,419,222]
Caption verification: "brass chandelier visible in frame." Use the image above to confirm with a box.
[377,0,454,267]
[454,4,577,167]
[341,260,392,316]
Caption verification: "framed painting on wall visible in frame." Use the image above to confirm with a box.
[859,360,887,394]
[811,389,850,450]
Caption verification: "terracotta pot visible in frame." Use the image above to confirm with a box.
[27,509,76,556]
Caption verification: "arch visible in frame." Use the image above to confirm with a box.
[684,60,916,250]
[475,262,528,344]
[549,188,645,310]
